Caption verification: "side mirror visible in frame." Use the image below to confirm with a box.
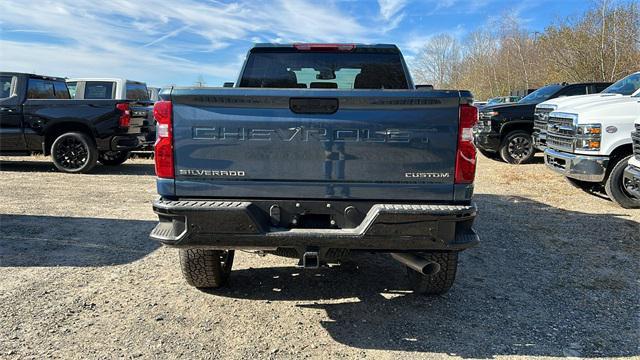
[223,82,234,88]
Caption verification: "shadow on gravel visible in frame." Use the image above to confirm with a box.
[480,152,545,165]
[0,214,158,266]
[0,159,155,176]
[212,194,640,358]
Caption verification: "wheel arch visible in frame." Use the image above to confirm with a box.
[607,143,633,174]
[499,120,533,139]
[43,122,96,155]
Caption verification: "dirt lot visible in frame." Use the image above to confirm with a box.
[0,154,638,359]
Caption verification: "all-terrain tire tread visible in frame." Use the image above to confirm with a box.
[179,249,225,288]
[406,252,458,295]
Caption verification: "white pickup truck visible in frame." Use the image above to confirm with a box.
[543,91,640,208]
[623,119,640,199]
[533,72,640,150]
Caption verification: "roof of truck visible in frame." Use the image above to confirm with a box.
[251,43,401,53]
[65,78,147,85]
[0,72,66,82]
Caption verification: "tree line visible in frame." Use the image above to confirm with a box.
[411,0,640,100]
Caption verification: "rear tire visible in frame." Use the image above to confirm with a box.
[499,130,535,164]
[406,251,458,295]
[98,151,129,166]
[179,249,235,288]
[50,132,98,173]
[605,155,640,209]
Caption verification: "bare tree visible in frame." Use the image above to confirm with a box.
[409,1,639,100]
[412,34,462,88]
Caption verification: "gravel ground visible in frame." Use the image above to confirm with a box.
[0,154,638,359]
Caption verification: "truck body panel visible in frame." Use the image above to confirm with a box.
[169,88,464,201]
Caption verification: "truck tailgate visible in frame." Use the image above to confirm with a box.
[170,89,462,201]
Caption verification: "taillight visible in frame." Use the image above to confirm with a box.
[153,100,174,179]
[116,103,131,128]
[293,43,355,51]
[455,103,478,184]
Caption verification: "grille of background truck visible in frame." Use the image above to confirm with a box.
[546,115,575,152]
[533,107,553,134]
[633,123,640,161]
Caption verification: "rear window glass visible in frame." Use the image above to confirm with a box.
[593,83,610,93]
[85,81,114,99]
[1,76,13,98]
[27,78,70,99]
[239,51,409,89]
[518,84,563,104]
[53,81,70,99]
[558,85,587,97]
[126,83,149,100]
[27,79,52,99]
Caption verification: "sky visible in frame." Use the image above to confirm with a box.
[0,0,602,87]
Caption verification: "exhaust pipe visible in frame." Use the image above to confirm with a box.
[390,253,441,275]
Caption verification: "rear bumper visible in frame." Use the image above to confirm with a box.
[623,164,640,199]
[150,199,479,251]
[110,134,146,151]
[473,131,500,152]
[544,148,609,182]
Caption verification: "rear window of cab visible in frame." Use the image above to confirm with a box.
[239,51,409,89]
[27,78,70,99]
[126,82,149,101]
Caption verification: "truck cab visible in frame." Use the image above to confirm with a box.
[474,82,611,164]
[544,93,640,208]
[534,72,640,150]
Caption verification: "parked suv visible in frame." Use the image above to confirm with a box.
[149,43,480,295]
[533,72,640,150]
[544,93,640,208]
[475,82,611,164]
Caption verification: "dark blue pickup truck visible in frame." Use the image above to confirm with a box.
[149,44,480,295]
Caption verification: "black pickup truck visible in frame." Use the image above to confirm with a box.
[0,72,149,173]
[474,82,611,164]
[150,43,480,295]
